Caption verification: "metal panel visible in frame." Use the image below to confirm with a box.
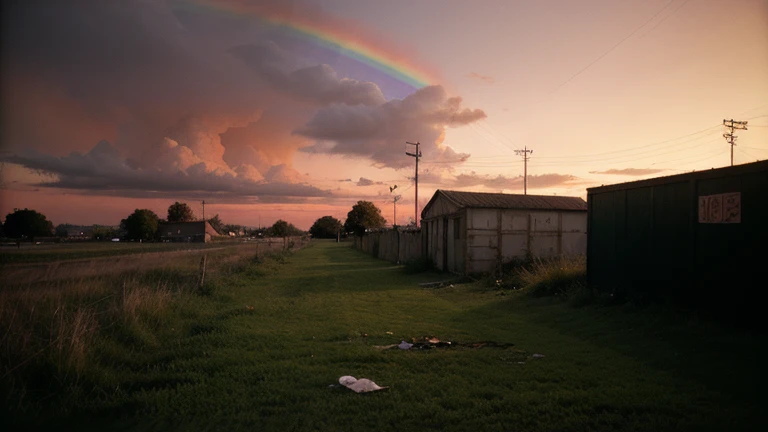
[469,209,498,230]
[531,233,559,257]
[502,210,529,231]
[501,234,527,259]
[530,212,559,232]
[587,160,768,323]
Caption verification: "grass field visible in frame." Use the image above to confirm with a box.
[2,241,763,431]
[0,239,274,264]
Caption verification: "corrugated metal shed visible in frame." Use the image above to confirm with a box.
[423,190,586,216]
[587,160,768,322]
[422,190,587,274]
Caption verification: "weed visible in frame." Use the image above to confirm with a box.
[515,256,586,297]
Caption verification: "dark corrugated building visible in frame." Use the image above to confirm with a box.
[159,221,219,242]
[587,160,768,318]
[422,190,587,274]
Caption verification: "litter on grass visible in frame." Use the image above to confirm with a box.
[532,353,545,359]
[398,340,413,350]
[338,376,388,393]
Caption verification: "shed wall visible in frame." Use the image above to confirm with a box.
[587,161,768,320]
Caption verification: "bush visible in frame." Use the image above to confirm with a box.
[516,256,586,298]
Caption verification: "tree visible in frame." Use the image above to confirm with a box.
[167,202,195,222]
[208,214,223,234]
[268,219,303,237]
[3,208,54,239]
[121,209,160,241]
[344,201,386,236]
[309,216,343,239]
[55,223,71,238]
[270,219,290,237]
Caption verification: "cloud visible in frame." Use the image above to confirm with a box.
[589,168,665,176]
[466,72,495,84]
[421,171,581,190]
[1,0,490,207]
[2,140,330,200]
[296,85,485,168]
[230,43,386,106]
[356,177,385,187]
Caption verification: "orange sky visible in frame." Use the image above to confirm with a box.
[1,0,766,230]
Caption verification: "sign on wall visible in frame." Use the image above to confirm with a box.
[698,192,740,223]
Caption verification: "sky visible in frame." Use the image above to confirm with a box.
[1,0,766,230]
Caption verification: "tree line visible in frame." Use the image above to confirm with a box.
[2,199,396,242]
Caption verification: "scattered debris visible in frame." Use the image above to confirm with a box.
[385,331,394,335]
[338,376,388,393]
[532,353,545,359]
[377,336,513,351]
[418,280,454,289]
[373,344,398,351]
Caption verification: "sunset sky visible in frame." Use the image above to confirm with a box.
[1,0,766,230]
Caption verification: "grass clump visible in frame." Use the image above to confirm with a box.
[518,256,586,297]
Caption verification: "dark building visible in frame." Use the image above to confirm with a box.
[587,160,768,320]
[159,221,219,243]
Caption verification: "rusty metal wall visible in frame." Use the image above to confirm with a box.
[465,208,587,274]
[587,160,768,319]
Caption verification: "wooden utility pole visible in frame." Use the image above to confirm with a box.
[514,146,533,195]
[393,195,402,226]
[405,142,421,226]
[201,200,206,221]
[723,119,748,166]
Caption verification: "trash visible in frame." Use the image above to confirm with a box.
[425,337,441,344]
[385,331,394,335]
[338,376,388,393]
[373,344,398,351]
[532,353,545,359]
[398,340,413,350]
[418,280,454,288]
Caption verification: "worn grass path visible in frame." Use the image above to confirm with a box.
[13,241,764,431]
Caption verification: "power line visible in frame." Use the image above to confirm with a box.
[638,0,692,39]
[533,124,720,159]
[548,0,675,96]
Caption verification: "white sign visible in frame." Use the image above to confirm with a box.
[698,192,740,224]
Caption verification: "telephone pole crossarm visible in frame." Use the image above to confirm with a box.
[723,119,748,166]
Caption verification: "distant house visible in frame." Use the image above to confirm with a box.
[65,226,94,240]
[159,221,219,243]
[421,190,588,274]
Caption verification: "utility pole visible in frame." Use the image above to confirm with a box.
[389,185,400,226]
[514,146,533,195]
[393,195,402,226]
[201,200,206,221]
[723,119,748,166]
[405,141,421,226]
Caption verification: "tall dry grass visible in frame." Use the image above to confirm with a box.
[0,239,306,412]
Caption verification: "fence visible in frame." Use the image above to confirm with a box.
[352,229,422,263]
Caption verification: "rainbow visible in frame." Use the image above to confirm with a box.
[177,0,435,89]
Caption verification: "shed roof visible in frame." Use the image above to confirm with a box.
[422,190,587,218]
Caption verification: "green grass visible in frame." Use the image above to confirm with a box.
[3,241,764,431]
[0,241,235,264]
